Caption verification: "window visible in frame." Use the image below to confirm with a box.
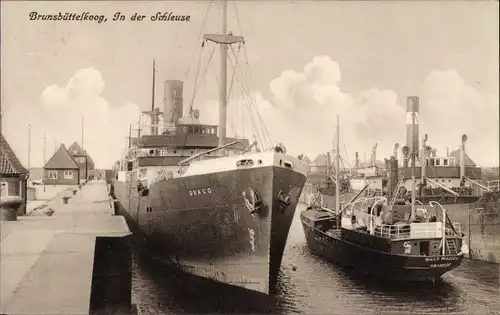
[64,171,73,179]
[443,159,448,166]
[48,171,58,179]
[435,159,440,166]
[0,182,7,197]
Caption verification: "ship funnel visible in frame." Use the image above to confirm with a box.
[421,133,428,179]
[406,96,420,157]
[163,80,184,126]
[402,145,409,168]
[393,143,399,159]
[460,134,467,178]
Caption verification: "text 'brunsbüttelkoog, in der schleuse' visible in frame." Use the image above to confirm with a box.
[28,12,192,24]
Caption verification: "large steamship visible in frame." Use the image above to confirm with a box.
[302,114,468,283]
[111,0,308,295]
[306,96,499,263]
[309,96,497,228]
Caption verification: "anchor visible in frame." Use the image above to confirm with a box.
[277,189,292,213]
[242,187,263,215]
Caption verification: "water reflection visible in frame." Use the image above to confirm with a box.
[133,253,281,314]
[133,208,500,315]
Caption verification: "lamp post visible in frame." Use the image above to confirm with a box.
[43,133,46,192]
[28,124,31,171]
[429,201,446,255]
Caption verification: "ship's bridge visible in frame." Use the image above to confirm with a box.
[129,122,249,169]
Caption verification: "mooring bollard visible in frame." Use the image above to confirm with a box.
[73,189,77,195]
[44,208,55,217]
[0,206,18,221]
[0,196,23,221]
[62,196,71,204]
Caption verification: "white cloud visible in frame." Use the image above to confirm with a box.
[3,68,141,169]
[418,69,499,166]
[4,58,497,170]
[196,56,498,167]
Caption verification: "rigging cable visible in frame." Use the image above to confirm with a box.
[228,55,266,149]
[229,45,272,149]
[227,46,264,148]
[183,0,214,82]
[232,0,273,150]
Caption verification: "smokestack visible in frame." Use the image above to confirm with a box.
[406,96,420,157]
[163,80,184,127]
[460,134,467,179]
[387,156,398,201]
[421,134,428,179]
[402,145,410,168]
[393,143,399,160]
[355,152,359,169]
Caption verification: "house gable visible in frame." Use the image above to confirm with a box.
[44,144,79,170]
[0,134,28,177]
[68,141,95,167]
[68,142,85,155]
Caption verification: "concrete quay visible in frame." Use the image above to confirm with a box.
[0,180,133,315]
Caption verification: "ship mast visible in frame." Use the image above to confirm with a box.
[219,0,228,147]
[335,115,340,229]
[410,109,416,220]
[203,0,243,148]
[151,59,156,135]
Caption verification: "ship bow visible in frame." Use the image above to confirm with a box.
[268,165,306,292]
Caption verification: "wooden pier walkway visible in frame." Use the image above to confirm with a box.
[0,180,132,315]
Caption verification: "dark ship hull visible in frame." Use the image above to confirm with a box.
[112,163,306,295]
[301,221,464,282]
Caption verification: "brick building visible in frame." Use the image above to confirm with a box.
[43,144,80,185]
[0,134,29,215]
[67,142,95,180]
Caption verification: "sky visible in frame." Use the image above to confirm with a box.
[1,0,498,169]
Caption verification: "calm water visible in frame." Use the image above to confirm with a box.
[132,205,500,315]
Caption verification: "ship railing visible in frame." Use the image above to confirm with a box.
[373,223,411,239]
[372,222,456,240]
[487,179,500,191]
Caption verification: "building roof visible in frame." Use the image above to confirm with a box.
[68,142,86,155]
[67,141,95,166]
[0,134,29,177]
[448,149,476,167]
[44,144,79,170]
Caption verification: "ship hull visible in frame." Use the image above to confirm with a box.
[112,164,306,295]
[301,222,463,282]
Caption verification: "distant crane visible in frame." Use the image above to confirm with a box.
[370,143,377,166]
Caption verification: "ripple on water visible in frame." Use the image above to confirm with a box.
[133,210,500,315]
